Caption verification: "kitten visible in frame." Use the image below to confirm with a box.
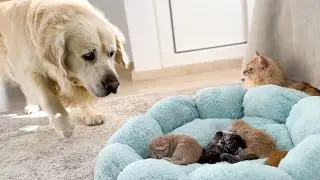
[265,150,288,167]
[198,131,258,164]
[242,51,320,96]
[230,120,276,158]
[148,134,202,165]
[198,144,223,164]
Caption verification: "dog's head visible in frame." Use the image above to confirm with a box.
[40,7,130,97]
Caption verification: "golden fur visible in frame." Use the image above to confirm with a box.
[285,81,320,96]
[242,51,285,88]
[149,134,202,165]
[242,51,320,96]
[230,120,276,158]
[265,150,288,167]
[0,0,130,138]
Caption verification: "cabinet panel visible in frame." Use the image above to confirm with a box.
[170,0,246,52]
[155,0,249,67]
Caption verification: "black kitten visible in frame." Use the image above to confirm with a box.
[198,145,223,164]
[198,131,258,164]
[197,131,225,164]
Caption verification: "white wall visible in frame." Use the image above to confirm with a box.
[89,0,133,59]
[123,0,163,72]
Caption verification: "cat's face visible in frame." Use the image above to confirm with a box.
[242,51,285,88]
[242,51,269,84]
[148,136,169,159]
[216,131,246,154]
[221,134,246,154]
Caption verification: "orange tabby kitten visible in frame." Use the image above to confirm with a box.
[242,51,320,96]
[148,134,202,165]
[230,120,276,158]
[265,150,288,167]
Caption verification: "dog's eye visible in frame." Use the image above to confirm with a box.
[109,51,115,58]
[82,51,96,61]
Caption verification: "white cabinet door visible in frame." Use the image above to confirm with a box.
[155,0,249,67]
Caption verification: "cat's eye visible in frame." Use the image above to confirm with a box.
[82,50,96,61]
[109,51,115,58]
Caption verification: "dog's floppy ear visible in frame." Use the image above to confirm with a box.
[112,26,132,69]
[51,31,67,75]
[38,25,68,77]
[31,7,68,76]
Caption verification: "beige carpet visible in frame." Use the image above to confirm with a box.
[0,87,200,180]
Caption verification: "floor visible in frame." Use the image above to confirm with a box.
[118,68,241,96]
[0,68,241,180]
[3,67,241,110]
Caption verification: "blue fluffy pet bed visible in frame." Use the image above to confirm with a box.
[94,85,320,180]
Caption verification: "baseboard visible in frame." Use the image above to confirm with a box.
[131,58,242,81]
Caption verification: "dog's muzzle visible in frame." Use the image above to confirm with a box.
[101,74,120,95]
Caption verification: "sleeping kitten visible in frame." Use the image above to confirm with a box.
[198,131,258,164]
[148,134,202,165]
[242,51,320,96]
[230,120,276,158]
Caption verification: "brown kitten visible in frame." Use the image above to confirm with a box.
[242,51,285,88]
[242,51,320,96]
[265,150,288,167]
[230,120,276,158]
[148,134,202,165]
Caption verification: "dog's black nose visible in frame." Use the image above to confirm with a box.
[108,80,120,93]
[103,74,120,94]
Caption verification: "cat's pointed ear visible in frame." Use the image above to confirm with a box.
[255,51,261,57]
[258,55,269,68]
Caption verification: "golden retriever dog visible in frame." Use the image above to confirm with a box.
[0,0,130,138]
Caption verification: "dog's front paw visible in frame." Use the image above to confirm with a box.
[52,114,74,139]
[83,114,105,126]
[24,104,41,114]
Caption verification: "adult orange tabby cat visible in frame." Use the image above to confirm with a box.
[242,51,320,96]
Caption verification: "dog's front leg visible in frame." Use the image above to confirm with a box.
[32,75,74,139]
[20,85,41,114]
[80,102,105,126]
